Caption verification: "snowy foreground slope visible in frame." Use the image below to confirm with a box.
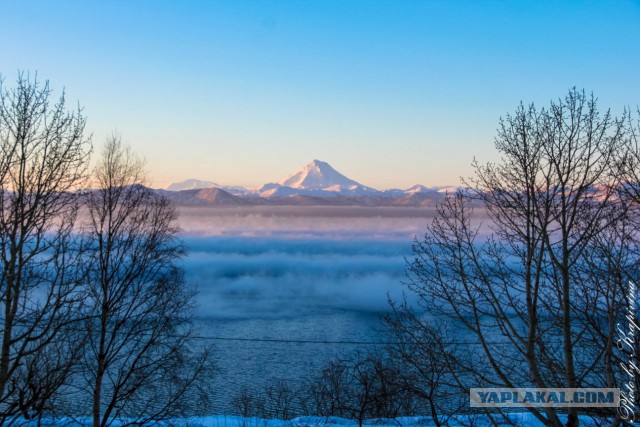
[22,414,611,427]
[181,414,606,427]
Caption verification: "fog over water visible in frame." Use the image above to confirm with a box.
[176,206,437,239]
[175,204,494,324]
[183,236,415,318]
[175,206,437,410]
[177,206,439,318]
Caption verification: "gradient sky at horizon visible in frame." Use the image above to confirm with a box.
[2,1,639,189]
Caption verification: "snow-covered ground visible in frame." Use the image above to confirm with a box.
[22,414,612,427]
[180,414,609,427]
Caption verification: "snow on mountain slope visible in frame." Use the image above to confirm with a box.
[164,161,459,205]
[167,179,249,195]
[167,179,217,191]
[278,160,375,192]
[405,184,429,194]
[435,185,459,193]
[258,160,379,197]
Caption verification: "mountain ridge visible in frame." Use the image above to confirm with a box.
[163,160,456,206]
[167,178,249,195]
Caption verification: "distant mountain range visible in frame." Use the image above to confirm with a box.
[161,160,458,207]
[166,179,248,195]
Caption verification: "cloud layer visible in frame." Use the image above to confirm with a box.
[183,236,412,319]
[177,205,429,319]
[176,206,435,239]
[175,206,490,319]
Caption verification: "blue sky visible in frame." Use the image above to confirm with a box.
[2,1,639,189]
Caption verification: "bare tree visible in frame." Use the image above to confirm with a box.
[384,303,465,426]
[606,109,640,423]
[81,135,212,427]
[0,73,91,424]
[576,203,640,426]
[400,89,634,426]
[620,108,640,201]
[262,380,298,420]
[230,380,298,420]
[302,352,417,426]
[302,359,350,419]
[231,386,264,419]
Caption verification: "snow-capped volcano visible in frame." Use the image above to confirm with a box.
[164,160,456,205]
[277,160,374,192]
